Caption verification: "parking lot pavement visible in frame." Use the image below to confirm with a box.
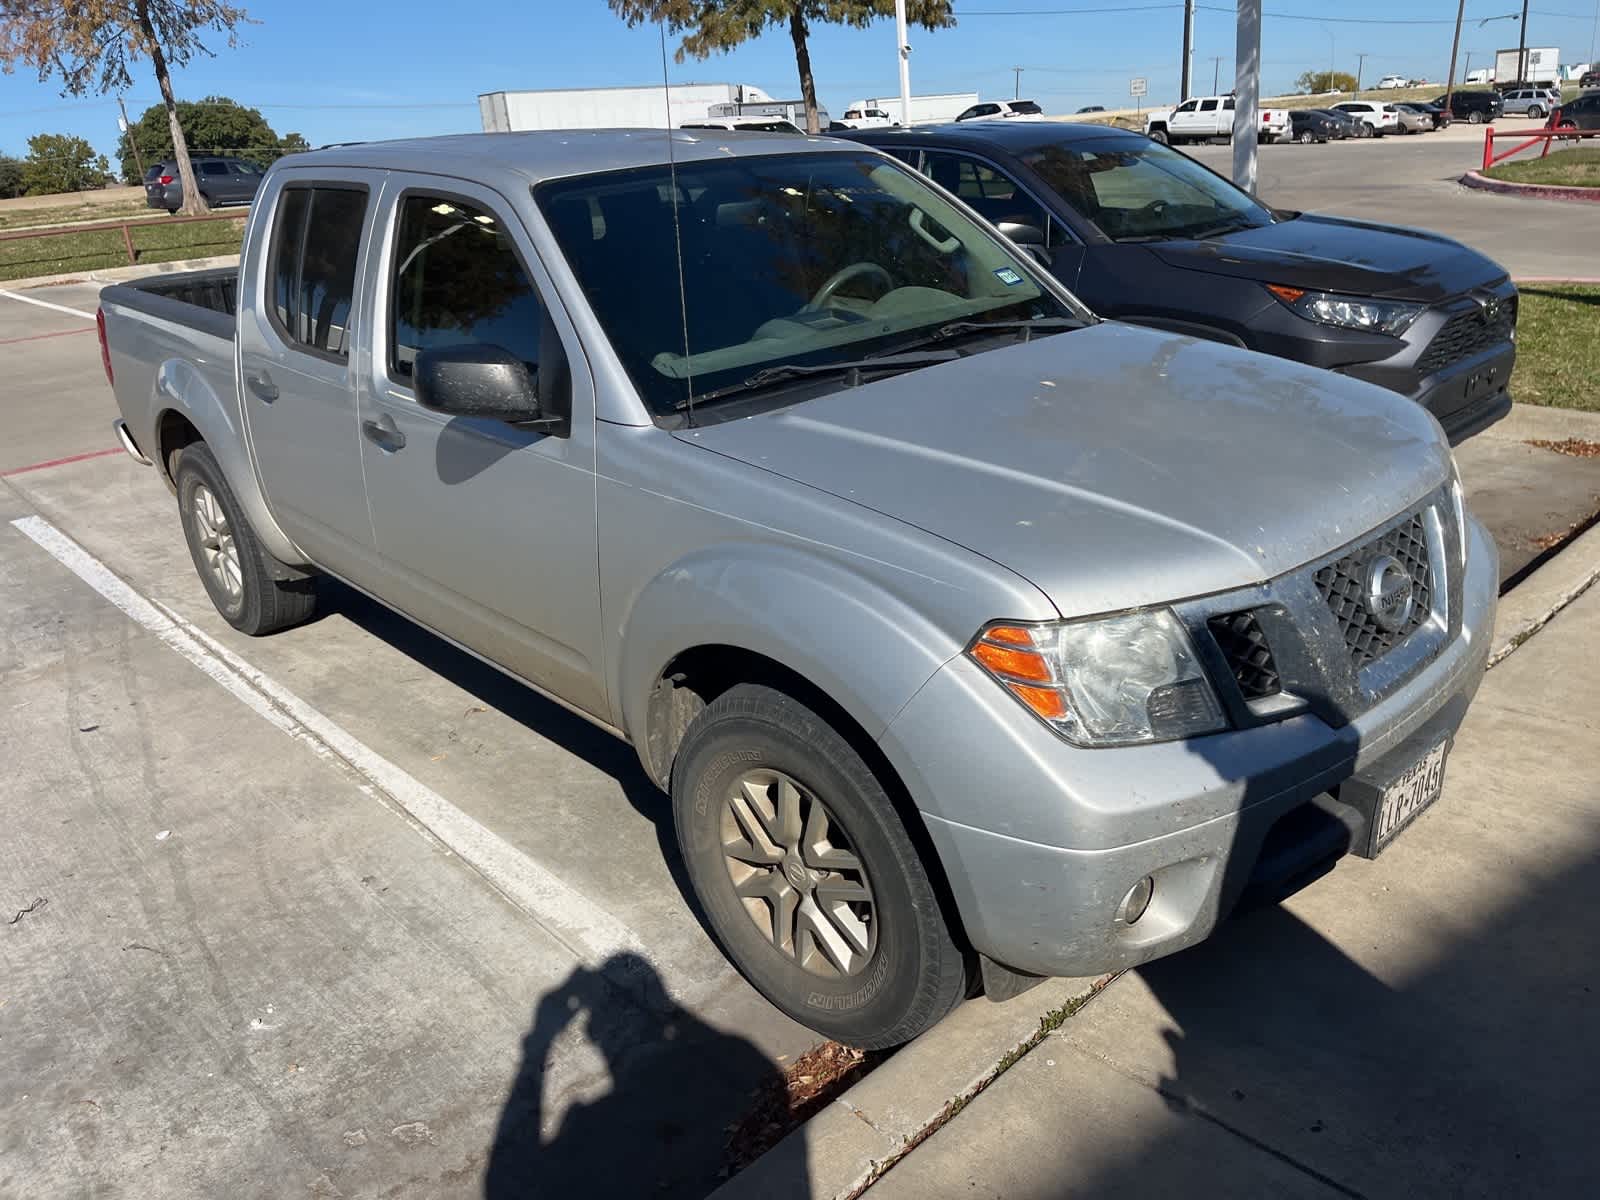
[1185,136,1600,281]
[0,290,818,1195]
[864,576,1600,1200]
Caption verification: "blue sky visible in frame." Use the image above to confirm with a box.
[2,1,1597,159]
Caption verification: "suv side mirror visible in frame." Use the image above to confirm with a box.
[414,344,565,433]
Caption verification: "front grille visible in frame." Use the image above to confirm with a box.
[1416,297,1516,375]
[1314,513,1433,670]
[1208,611,1282,699]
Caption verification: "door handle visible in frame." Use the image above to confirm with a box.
[245,371,278,402]
[362,414,407,452]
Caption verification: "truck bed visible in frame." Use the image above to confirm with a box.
[105,267,238,341]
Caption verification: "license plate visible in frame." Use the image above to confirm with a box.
[1371,740,1448,854]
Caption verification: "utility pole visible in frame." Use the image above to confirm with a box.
[895,0,912,128]
[1180,0,1196,100]
[1445,0,1467,115]
[1013,65,1023,100]
[1209,55,1224,94]
[1233,0,1261,194]
[117,96,145,180]
[1354,52,1369,93]
[1515,0,1530,86]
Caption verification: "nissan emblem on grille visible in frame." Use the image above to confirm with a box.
[1362,554,1415,633]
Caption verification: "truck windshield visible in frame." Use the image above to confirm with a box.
[536,151,1085,416]
[1021,138,1271,243]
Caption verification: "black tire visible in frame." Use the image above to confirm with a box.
[1528,106,1544,119]
[1297,129,1314,144]
[166,206,179,215]
[174,441,317,635]
[671,683,968,1049]
[1469,111,1484,124]
[1149,127,1169,145]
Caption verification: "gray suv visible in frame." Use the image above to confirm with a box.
[1501,88,1560,119]
[143,156,264,213]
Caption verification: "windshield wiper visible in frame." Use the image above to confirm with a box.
[1186,217,1260,240]
[924,316,1085,344]
[677,350,960,410]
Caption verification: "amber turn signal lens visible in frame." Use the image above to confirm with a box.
[1007,683,1068,720]
[971,640,1053,683]
[983,625,1036,647]
[1266,284,1306,303]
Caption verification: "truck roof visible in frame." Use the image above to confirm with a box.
[280,129,845,186]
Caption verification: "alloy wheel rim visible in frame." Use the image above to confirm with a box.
[191,484,243,601]
[721,769,876,978]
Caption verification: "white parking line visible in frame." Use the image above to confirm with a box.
[9,514,654,974]
[0,288,97,320]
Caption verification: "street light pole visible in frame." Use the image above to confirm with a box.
[1515,0,1530,85]
[1232,0,1261,193]
[1210,55,1223,94]
[895,0,911,128]
[1013,65,1023,100]
[117,96,145,180]
[1445,0,1467,116]
[1180,0,1196,100]
[1355,52,1369,93]
[1321,25,1335,93]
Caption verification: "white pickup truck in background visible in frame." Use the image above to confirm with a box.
[1145,95,1291,144]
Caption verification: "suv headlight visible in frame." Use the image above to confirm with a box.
[968,611,1227,747]
[1265,285,1422,337]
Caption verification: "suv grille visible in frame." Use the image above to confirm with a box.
[1417,297,1516,375]
[1208,611,1282,699]
[1314,513,1433,669]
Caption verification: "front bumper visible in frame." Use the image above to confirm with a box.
[879,513,1498,979]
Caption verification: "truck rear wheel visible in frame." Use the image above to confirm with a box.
[671,683,969,1049]
[174,441,317,635]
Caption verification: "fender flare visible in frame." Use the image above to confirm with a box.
[615,543,967,786]
[152,358,306,566]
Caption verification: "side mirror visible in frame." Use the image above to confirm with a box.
[997,219,1046,247]
[414,343,564,433]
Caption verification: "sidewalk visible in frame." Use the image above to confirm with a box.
[863,582,1600,1197]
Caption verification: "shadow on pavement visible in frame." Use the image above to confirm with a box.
[486,953,806,1199]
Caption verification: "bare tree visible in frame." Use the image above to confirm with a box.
[0,1,251,214]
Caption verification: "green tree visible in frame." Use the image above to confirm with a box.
[20,132,107,195]
[1296,70,1358,95]
[0,1,252,215]
[116,95,302,183]
[609,1,955,134]
[0,153,23,198]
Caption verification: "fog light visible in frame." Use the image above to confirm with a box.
[1119,876,1154,925]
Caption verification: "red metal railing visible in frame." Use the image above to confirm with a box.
[1482,121,1600,171]
[0,208,248,268]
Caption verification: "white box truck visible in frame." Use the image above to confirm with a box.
[1494,47,1560,88]
[480,83,793,132]
[845,92,980,125]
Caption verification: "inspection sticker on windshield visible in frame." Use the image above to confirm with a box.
[993,267,1024,286]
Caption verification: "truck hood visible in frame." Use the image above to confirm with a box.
[1151,213,1506,303]
[680,323,1450,618]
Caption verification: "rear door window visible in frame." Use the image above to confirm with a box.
[200,161,229,177]
[388,193,542,380]
[1199,99,1219,112]
[269,185,369,359]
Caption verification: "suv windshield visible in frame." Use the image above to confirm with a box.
[538,151,1085,417]
[1020,137,1271,242]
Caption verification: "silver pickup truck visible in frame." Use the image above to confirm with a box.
[99,130,1497,1048]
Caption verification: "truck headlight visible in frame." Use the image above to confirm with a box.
[968,611,1227,747]
[1265,285,1422,337]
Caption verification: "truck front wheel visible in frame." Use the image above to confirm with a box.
[1148,127,1169,144]
[671,683,969,1049]
[175,441,317,635]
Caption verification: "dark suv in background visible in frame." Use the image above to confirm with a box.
[1435,90,1505,123]
[143,156,264,213]
[840,121,1517,443]
[1551,91,1600,130]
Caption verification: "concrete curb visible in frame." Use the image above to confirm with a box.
[1,253,240,293]
[710,975,1108,1200]
[1460,170,1600,203]
[1489,518,1600,668]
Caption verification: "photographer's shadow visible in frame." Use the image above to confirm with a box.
[486,953,804,1199]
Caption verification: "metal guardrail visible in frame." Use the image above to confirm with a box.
[0,207,248,267]
[1482,123,1600,171]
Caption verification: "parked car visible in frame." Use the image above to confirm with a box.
[1435,90,1504,123]
[1312,108,1364,138]
[1549,90,1600,130]
[1501,88,1558,119]
[1076,105,1106,114]
[1580,70,1600,89]
[1399,101,1451,129]
[143,156,264,213]
[955,99,1045,121]
[1390,104,1435,134]
[837,106,897,129]
[680,117,803,134]
[841,121,1517,442]
[1376,75,1409,90]
[1332,100,1402,136]
[1145,94,1292,144]
[1287,110,1339,143]
[98,129,1497,1049]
